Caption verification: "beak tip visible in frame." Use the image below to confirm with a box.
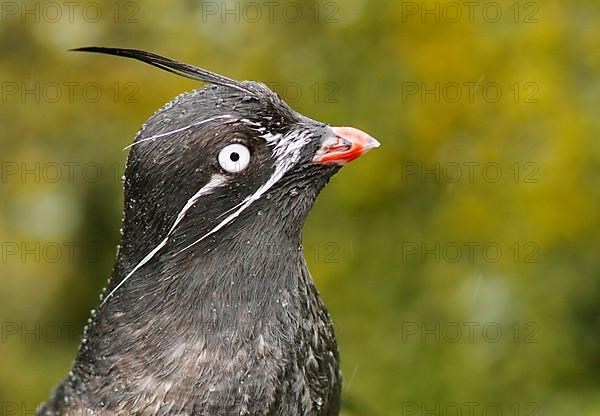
[370,137,381,149]
[314,126,380,165]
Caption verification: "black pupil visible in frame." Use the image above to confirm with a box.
[230,152,240,162]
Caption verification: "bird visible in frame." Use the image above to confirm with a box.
[38,47,380,416]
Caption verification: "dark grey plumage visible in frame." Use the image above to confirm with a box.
[38,48,378,416]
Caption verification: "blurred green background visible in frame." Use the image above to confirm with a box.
[1,0,599,414]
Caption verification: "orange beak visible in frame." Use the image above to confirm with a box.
[312,126,380,165]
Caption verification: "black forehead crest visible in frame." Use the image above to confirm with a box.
[72,46,300,124]
[71,46,256,96]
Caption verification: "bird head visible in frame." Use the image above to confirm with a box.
[73,47,379,305]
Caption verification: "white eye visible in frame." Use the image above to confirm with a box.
[218,143,251,173]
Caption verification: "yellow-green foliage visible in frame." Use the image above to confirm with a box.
[1,0,599,414]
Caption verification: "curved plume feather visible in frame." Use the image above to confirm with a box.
[71,46,256,96]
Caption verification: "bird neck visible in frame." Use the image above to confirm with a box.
[84,223,320,355]
[65,232,336,408]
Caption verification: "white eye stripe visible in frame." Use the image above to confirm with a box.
[177,130,312,254]
[124,115,234,150]
[100,174,228,306]
[218,143,250,173]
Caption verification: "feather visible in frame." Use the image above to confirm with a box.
[70,46,256,96]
